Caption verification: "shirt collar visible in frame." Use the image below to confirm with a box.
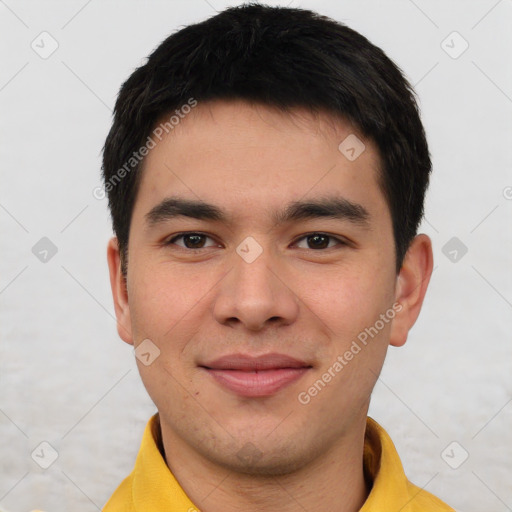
[106,413,453,511]
[131,413,194,509]
[360,417,419,511]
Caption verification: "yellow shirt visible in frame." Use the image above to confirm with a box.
[103,414,454,511]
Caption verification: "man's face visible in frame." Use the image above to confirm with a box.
[111,100,404,474]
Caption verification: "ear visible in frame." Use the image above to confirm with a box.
[389,234,433,347]
[107,237,134,345]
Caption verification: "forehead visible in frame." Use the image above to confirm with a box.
[132,100,387,227]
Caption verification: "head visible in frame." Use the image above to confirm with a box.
[104,4,433,475]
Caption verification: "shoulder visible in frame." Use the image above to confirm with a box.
[102,473,135,512]
[405,479,456,511]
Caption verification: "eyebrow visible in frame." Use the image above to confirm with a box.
[145,195,370,229]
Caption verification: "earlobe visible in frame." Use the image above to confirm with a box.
[389,234,433,348]
[107,237,134,345]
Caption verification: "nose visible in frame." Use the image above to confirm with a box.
[212,244,300,331]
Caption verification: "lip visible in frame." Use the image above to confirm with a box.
[200,353,312,397]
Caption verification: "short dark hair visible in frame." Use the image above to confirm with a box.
[102,3,431,275]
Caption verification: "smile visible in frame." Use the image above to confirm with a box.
[200,353,312,397]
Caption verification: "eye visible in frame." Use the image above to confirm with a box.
[165,232,348,251]
[166,232,220,249]
[294,233,347,250]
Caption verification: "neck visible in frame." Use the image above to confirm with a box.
[159,416,370,512]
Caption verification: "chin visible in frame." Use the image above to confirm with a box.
[203,439,313,477]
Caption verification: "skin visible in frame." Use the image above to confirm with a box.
[107,99,433,512]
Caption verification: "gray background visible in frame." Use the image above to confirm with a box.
[1,0,511,510]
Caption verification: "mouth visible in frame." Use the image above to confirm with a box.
[199,353,312,397]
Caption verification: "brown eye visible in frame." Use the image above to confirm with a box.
[167,233,218,249]
[307,234,329,249]
[182,234,206,248]
[295,233,345,250]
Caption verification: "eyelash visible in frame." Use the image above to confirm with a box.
[164,232,348,251]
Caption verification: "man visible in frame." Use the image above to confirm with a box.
[102,4,453,511]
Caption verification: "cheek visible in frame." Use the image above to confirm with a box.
[127,263,208,347]
[296,261,395,340]
[128,265,206,408]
